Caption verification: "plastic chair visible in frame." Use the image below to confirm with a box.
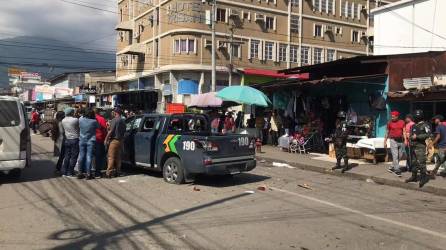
[298,134,315,154]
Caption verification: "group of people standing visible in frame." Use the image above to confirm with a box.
[51,107,126,179]
[384,109,446,188]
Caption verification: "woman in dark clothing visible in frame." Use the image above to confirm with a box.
[51,111,65,174]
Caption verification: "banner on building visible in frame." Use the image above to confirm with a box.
[20,72,41,81]
[34,85,55,101]
[8,67,25,77]
[54,87,73,98]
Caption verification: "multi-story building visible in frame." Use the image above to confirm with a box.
[115,0,398,110]
[372,0,446,56]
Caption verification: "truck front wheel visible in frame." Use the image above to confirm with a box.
[163,157,185,184]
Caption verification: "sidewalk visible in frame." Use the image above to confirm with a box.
[256,145,446,197]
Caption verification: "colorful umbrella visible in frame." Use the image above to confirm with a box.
[216,86,271,107]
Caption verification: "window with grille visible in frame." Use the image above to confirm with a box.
[250,40,260,59]
[347,2,352,18]
[328,0,334,14]
[265,17,275,30]
[232,44,240,58]
[301,46,309,65]
[291,15,299,33]
[327,49,335,62]
[321,0,327,13]
[264,42,274,60]
[290,45,298,63]
[291,0,299,7]
[279,44,287,62]
[217,8,226,22]
[313,0,320,12]
[313,48,323,64]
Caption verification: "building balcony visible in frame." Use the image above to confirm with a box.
[121,43,145,55]
[115,20,133,31]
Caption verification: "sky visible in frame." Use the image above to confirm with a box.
[0,0,117,49]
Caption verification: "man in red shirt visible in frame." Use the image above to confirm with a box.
[94,108,108,177]
[384,111,406,176]
[30,108,40,134]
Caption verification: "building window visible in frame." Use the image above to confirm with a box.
[321,0,327,13]
[174,40,180,53]
[327,49,335,62]
[291,15,299,33]
[174,39,195,54]
[243,11,250,20]
[328,0,334,14]
[354,3,359,20]
[250,40,260,59]
[314,24,323,37]
[342,1,347,17]
[347,2,353,18]
[188,39,195,52]
[313,48,323,64]
[265,16,275,30]
[231,44,240,58]
[352,30,359,43]
[291,0,299,7]
[336,26,343,35]
[313,0,320,12]
[279,44,287,62]
[264,42,274,60]
[301,46,309,65]
[180,39,187,52]
[217,8,227,22]
[290,45,298,63]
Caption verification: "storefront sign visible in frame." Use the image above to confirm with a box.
[20,72,41,81]
[54,87,73,98]
[88,95,96,104]
[79,86,97,94]
[74,95,84,102]
[8,67,25,77]
[163,84,172,96]
[178,79,198,95]
[34,85,55,101]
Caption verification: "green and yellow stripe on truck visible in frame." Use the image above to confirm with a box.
[163,134,181,154]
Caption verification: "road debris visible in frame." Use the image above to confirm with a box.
[272,162,295,169]
[260,159,266,163]
[257,184,271,191]
[118,179,128,183]
[297,183,312,190]
[193,186,201,191]
[244,191,255,194]
[366,178,375,184]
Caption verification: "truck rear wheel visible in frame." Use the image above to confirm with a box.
[163,157,184,184]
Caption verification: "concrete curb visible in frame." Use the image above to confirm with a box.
[257,156,446,197]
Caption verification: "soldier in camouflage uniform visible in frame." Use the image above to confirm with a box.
[332,111,350,173]
[405,109,432,188]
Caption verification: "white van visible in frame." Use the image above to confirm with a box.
[0,96,31,177]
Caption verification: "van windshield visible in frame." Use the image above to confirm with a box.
[0,100,20,127]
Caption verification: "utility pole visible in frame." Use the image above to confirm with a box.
[228,25,234,86]
[211,0,217,92]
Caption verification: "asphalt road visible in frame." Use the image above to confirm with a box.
[1,135,446,250]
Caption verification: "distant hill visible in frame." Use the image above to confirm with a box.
[0,36,115,87]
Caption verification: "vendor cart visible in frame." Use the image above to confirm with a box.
[357,138,389,164]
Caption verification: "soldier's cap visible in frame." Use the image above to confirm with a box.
[432,115,444,121]
[390,111,400,116]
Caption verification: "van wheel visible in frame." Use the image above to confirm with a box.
[163,157,184,184]
[9,169,21,178]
